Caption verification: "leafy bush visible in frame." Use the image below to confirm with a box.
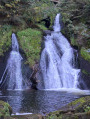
[58,0,90,48]
[84,106,90,112]
[23,0,58,26]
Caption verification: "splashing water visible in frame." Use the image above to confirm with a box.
[40,14,80,90]
[0,33,27,90]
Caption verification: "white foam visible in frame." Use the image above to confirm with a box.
[12,112,32,116]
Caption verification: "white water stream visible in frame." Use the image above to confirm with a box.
[7,33,23,89]
[0,33,27,90]
[40,14,80,89]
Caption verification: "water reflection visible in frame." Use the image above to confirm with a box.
[0,90,89,114]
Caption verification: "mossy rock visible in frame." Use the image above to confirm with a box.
[0,100,12,118]
[46,96,90,119]
[80,47,90,62]
[11,114,42,119]
[17,28,42,67]
[36,24,47,31]
[66,96,90,112]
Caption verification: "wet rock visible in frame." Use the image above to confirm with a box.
[79,53,90,73]
[43,30,52,36]
[0,49,11,90]
[11,114,43,119]
[78,53,90,89]
[30,62,39,90]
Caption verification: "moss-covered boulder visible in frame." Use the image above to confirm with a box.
[0,100,12,118]
[17,28,42,67]
[45,96,90,119]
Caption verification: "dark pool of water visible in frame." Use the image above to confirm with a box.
[0,89,88,114]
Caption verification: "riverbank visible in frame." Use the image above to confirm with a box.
[0,96,90,119]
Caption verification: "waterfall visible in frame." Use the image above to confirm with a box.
[0,33,27,90]
[40,14,80,90]
[53,14,61,32]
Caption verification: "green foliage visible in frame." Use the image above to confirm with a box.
[0,0,58,28]
[37,24,47,30]
[0,25,12,56]
[58,0,90,48]
[70,36,78,46]
[23,0,58,26]
[80,47,90,62]
[0,101,11,118]
[17,28,42,67]
[47,115,58,119]
[82,69,90,75]
[84,106,90,112]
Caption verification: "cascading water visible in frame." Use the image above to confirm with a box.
[40,14,80,90]
[0,33,27,90]
[7,33,23,89]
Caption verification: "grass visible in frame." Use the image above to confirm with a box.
[17,28,42,67]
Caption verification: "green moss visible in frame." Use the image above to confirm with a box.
[70,36,78,46]
[69,97,85,106]
[80,47,90,62]
[82,69,90,75]
[46,115,57,119]
[37,24,47,30]
[0,25,12,56]
[68,96,90,112]
[46,96,90,119]
[17,28,42,67]
[84,106,90,112]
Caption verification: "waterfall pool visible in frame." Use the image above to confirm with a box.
[0,89,89,115]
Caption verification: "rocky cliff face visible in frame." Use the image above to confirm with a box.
[0,50,10,89]
[79,54,90,89]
